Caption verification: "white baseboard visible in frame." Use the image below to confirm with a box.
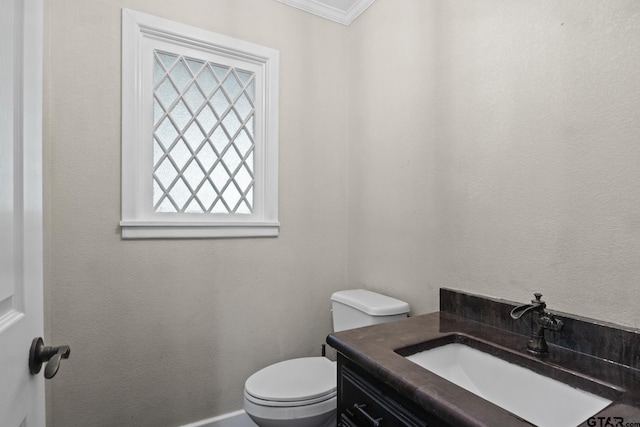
[181,409,258,427]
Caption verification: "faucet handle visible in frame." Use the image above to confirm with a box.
[532,293,544,304]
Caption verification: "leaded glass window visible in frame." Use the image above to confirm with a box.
[121,9,279,239]
[152,51,256,214]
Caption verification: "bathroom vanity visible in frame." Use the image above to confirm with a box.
[337,353,450,426]
[327,289,640,427]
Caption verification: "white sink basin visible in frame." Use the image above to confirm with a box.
[405,343,612,427]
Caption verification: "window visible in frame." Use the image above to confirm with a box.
[121,9,279,238]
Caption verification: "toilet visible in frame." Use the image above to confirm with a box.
[243,289,410,427]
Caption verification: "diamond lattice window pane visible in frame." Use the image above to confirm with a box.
[153,180,162,206]
[157,197,177,213]
[198,180,217,210]
[222,111,242,136]
[222,73,242,100]
[169,178,191,209]
[184,85,205,111]
[222,185,241,211]
[236,201,251,214]
[154,98,165,125]
[210,89,229,117]
[169,139,192,171]
[246,116,255,137]
[246,186,253,204]
[246,80,255,102]
[153,50,256,214]
[222,148,241,173]
[236,70,253,86]
[185,199,204,213]
[211,126,229,154]
[234,165,253,190]
[198,143,216,172]
[154,57,165,84]
[156,117,179,147]
[157,52,178,69]
[185,58,205,76]
[183,160,206,190]
[153,139,164,165]
[170,100,192,132]
[197,67,218,94]
[247,151,254,170]
[211,200,228,214]
[170,60,193,93]
[156,78,179,108]
[211,162,230,191]
[211,64,230,81]
[235,129,253,157]
[197,105,216,130]
[235,93,253,121]
[155,157,178,188]
[183,122,205,151]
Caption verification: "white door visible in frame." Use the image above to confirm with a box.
[0,0,45,426]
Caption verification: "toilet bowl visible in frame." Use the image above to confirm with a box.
[243,357,336,427]
[243,290,410,427]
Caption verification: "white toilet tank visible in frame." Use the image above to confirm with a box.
[331,289,410,332]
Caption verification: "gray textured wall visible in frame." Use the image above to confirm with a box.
[45,0,640,425]
[348,0,640,325]
[44,0,348,425]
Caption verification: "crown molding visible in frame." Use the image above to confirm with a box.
[274,0,376,25]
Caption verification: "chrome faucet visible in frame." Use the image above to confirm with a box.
[510,293,563,355]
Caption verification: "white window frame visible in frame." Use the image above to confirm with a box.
[121,9,279,239]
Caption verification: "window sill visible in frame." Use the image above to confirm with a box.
[119,221,280,239]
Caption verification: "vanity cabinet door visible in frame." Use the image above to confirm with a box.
[337,355,452,427]
[339,364,427,427]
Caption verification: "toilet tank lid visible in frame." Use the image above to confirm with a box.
[331,289,410,316]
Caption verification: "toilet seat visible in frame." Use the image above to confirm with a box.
[244,389,336,407]
[244,357,336,407]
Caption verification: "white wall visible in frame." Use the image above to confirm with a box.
[347,0,441,313]
[349,0,640,326]
[44,0,348,425]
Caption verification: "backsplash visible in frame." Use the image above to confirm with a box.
[440,288,640,370]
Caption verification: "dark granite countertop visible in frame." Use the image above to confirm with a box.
[327,311,640,427]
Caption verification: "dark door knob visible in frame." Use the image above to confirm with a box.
[29,337,71,379]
